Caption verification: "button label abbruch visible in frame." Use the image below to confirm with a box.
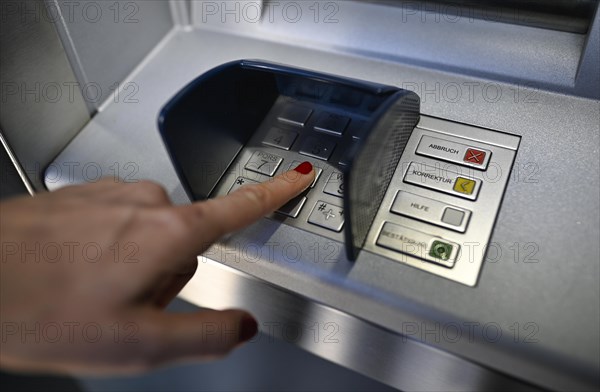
[416,135,491,170]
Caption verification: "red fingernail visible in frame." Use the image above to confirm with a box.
[293,161,313,175]
[240,314,258,342]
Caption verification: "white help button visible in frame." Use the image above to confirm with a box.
[391,191,471,233]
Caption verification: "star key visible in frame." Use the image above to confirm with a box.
[228,177,259,194]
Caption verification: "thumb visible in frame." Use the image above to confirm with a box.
[123,309,258,370]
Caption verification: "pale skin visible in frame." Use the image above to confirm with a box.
[0,166,315,375]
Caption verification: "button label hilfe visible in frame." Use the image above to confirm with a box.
[404,162,481,200]
[416,135,491,170]
[376,222,459,268]
[245,151,283,177]
[391,191,470,232]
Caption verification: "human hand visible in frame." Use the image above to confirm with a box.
[0,162,315,374]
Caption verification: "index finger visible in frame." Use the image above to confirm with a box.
[178,161,315,249]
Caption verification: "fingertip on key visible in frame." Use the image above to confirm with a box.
[293,161,313,175]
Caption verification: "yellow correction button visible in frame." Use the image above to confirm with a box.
[453,177,476,195]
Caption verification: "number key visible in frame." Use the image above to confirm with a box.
[324,172,344,198]
[299,136,336,161]
[245,151,283,177]
[262,127,298,150]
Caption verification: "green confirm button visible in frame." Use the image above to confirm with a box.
[377,222,459,268]
[429,240,454,261]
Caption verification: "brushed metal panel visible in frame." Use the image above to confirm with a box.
[51,0,173,110]
[44,29,600,391]
[191,0,591,97]
[179,259,542,392]
[0,0,90,191]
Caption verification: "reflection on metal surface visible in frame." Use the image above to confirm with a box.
[180,258,540,392]
[0,0,89,191]
[363,0,599,33]
[42,27,600,392]
[0,131,35,196]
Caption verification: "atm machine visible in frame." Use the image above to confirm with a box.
[1,1,599,391]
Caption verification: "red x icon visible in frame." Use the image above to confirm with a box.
[464,148,486,165]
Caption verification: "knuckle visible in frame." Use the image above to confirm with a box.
[135,180,170,202]
[151,209,190,236]
[184,202,211,229]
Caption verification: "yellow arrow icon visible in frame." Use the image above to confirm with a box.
[453,177,476,195]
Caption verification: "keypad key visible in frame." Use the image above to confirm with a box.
[338,141,357,166]
[299,136,336,161]
[288,160,322,188]
[323,172,344,198]
[276,196,307,218]
[277,105,313,127]
[308,201,345,232]
[263,127,298,150]
[348,120,368,140]
[228,177,259,194]
[245,151,283,177]
[314,112,350,136]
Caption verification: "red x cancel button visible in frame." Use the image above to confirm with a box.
[416,135,492,170]
[464,148,487,165]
